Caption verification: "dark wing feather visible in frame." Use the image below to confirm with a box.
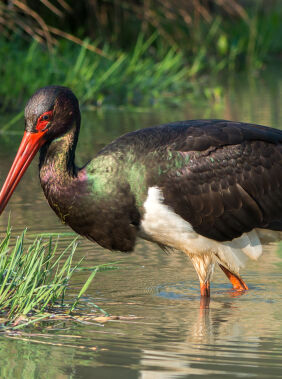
[157,133,282,242]
[97,119,282,243]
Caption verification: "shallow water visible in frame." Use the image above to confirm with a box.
[0,69,282,378]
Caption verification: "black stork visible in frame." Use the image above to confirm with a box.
[0,86,282,301]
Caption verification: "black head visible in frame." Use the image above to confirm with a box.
[0,86,80,215]
[24,86,80,140]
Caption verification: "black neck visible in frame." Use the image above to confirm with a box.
[39,122,80,178]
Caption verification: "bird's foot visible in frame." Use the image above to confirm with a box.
[219,264,248,291]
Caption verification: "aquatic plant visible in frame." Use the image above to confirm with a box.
[0,226,112,328]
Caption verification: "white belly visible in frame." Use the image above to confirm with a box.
[139,187,280,276]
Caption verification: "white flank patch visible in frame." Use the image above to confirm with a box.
[139,186,272,279]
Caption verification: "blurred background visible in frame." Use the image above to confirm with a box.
[1,0,281,111]
[1,3,282,378]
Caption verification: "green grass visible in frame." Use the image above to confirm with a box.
[0,33,195,111]
[0,226,114,329]
[1,14,278,113]
[0,5,281,114]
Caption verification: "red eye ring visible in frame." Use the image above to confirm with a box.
[36,110,53,131]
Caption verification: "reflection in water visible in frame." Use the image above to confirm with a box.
[3,244,282,379]
[140,277,282,378]
[0,69,282,378]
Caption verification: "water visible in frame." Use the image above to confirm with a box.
[0,69,282,378]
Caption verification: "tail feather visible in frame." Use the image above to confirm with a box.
[215,229,263,275]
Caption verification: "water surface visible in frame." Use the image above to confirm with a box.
[0,70,282,378]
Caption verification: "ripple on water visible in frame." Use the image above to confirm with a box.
[0,70,282,378]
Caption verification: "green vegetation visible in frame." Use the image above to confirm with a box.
[0,226,113,329]
[1,33,193,110]
[0,1,281,112]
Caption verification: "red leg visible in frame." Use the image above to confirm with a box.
[219,264,248,291]
[200,282,210,309]
[200,281,210,297]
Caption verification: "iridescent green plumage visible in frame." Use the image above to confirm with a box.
[2,86,282,299]
[39,108,282,251]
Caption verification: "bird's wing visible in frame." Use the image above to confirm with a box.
[156,135,282,242]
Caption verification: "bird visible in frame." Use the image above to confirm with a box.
[0,85,282,302]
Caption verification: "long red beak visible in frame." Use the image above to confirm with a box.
[0,131,47,215]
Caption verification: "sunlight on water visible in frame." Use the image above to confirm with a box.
[0,70,282,378]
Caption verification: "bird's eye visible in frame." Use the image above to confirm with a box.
[36,111,53,131]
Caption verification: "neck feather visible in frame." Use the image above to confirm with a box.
[39,122,80,183]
